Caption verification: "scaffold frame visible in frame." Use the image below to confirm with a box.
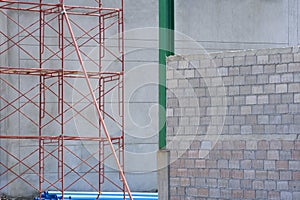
[0,0,132,199]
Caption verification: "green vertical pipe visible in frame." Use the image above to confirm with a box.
[159,0,174,149]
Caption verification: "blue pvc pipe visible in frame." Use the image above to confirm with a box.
[34,191,158,200]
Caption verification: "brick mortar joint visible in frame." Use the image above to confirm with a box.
[167,134,299,141]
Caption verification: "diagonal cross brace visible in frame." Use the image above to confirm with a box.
[62,5,133,200]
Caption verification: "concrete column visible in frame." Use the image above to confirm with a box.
[4,10,22,196]
[0,9,8,195]
[288,0,298,45]
[0,10,8,66]
[157,150,170,200]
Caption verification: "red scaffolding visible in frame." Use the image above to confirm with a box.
[0,0,132,199]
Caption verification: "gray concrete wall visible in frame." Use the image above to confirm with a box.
[175,0,300,53]
[126,0,300,193]
[0,0,159,195]
[2,0,300,196]
[166,46,300,199]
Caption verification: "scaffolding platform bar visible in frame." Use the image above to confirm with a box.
[0,67,122,79]
[0,135,123,141]
[0,1,121,17]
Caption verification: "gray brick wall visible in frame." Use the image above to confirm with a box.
[166,46,300,200]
